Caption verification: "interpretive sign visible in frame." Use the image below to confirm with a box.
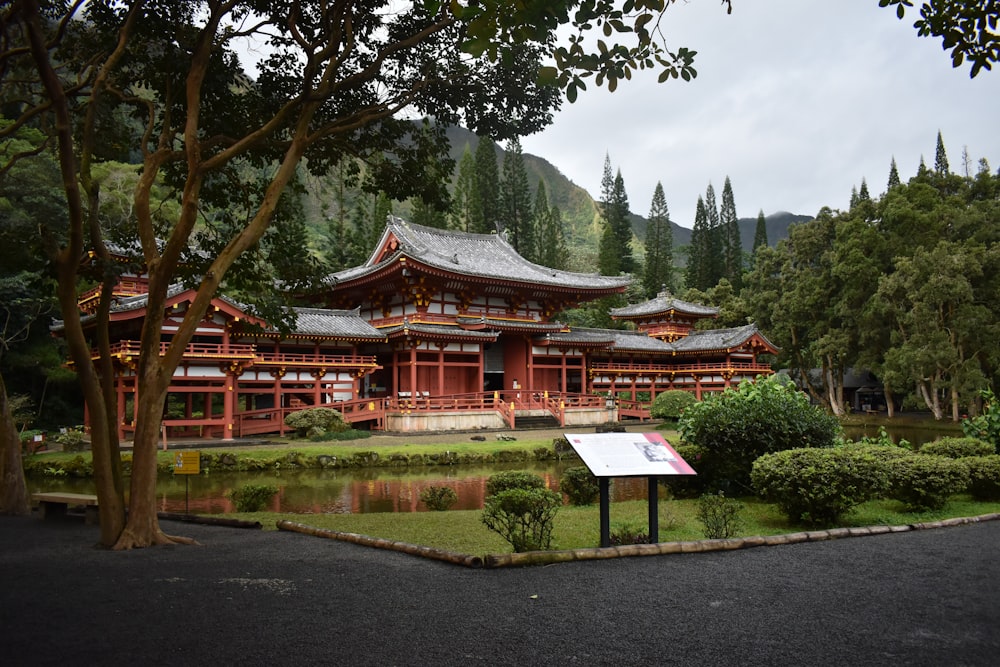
[565,432,696,477]
[564,432,696,547]
[173,451,201,475]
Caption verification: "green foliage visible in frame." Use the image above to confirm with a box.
[678,375,841,491]
[284,407,348,438]
[887,455,969,512]
[419,486,458,511]
[552,437,576,460]
[481,486,562,552]
[919,437,994,459]
[853,425,912,450]
[696,491,746,539]
[559,466,600,506]
[307,429,371,442]
[52,429,87,453]
[608,521,649,546]
[485,470,546,496]
[649,390,697,420]
[964,456,1000,502]
[751,447,891,525]
[226,484,279,513]
[962,389,1000,453]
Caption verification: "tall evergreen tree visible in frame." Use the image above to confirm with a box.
[935,130,950,174]
[720,176,742,290]
[858,178,871,203]
[535,181,569,270]
[596,156,634,275]
[473,136,500,234]
[887,157,901,191]
[751,209,768,268]
[642,181,674,297]
[704,182,723,286]
[451,146,477,232]
[610,170,634,273]
[686,195,711,291]
[499,137,532,252]
[527,180,550,263]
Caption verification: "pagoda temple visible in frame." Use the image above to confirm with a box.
[65,217,777,439]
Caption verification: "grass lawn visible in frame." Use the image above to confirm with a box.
[225,495,1000,557]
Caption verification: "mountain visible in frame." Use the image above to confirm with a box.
[444,125,809,263]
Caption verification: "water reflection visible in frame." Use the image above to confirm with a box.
[28,461,655,515]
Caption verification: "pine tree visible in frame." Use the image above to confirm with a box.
[473,136,500,234]
[887,157,901,191]
[642,181,674,297]
[527,180,550,264]
[934,130,950,174]
[752,209,768,257]
[916,155,930,181]
[451,146,477,232]
[686,195,711,291]
[704,182,723,286]
[858,178,871,202]
[610,170,634,273]
[720,176,742,290]
[500,136,532,253]
[535,182,569,270]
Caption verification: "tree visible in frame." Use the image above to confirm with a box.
[596,157,633,276]
[935,130,950,174]
[720,176,742,290]
[704,182,723,285]
[473,136,501,234]
[752,209,768,257]
[642,181,674,297]
[6,0,717,549]
[451,146,477,232]
[887,157,901,190]
[499,136,532,251]
[686,195,711,291]
[885,0,1000,78]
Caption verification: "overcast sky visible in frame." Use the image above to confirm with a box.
[519,1,1000,228]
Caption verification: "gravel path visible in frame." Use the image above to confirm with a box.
[2,514,998,666]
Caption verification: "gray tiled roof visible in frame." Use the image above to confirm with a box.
[457,316,565,333]
[672,323,774,353]
[610,292,719,318]
[282,307,385,339]
[333,217,631,290]
[381,322,499,340]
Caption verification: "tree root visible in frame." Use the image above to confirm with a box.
[112,528,201,550]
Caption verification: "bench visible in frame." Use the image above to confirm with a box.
[33,492,99,525]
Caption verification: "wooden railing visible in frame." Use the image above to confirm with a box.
[617,399,652,420]
[589,360,772,375]
[255,352,378,368]
[104,340,257,360]
[100,341,377,370]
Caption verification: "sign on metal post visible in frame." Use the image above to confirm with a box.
[565,433,696,547]
[173,451,201,513]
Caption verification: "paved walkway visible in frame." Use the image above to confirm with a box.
[2,515,998,665]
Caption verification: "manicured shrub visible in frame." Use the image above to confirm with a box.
[751,447,891,525]
[697,492,745,539]
[679,375,841,491]
[52,428,87,452]
[560,466,600,506]
[226,483,279,512]
[482,486,562,552]
[649,390,698,420]
[887,455,969,512]
[964,455,1000,501]
[659,443,709,498]
[419,485,458,511]
[919,437,994,459]
[284,407,348,437]
[485,470,546,496]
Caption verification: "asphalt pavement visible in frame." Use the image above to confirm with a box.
[2,514,999,666]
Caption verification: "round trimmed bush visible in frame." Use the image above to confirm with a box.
[284,407,348,437]
[679,375,841,491]
[419,485,458,511]
[650,390,698,420]
[560,466,600,505]
[751,447,891,525]
[919,437,994,459]
[485,470,546,496]
[482,487,562,552]
[963,455,1000,501]
[887,454,969,512]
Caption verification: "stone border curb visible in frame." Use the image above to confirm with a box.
[277,513,1000,569]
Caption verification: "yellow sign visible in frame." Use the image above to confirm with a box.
[173,451,201,475]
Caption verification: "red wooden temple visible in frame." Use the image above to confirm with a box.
[65,217,777,439]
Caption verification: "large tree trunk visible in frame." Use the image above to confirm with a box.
[918,380,944,420]
[884,385,896,418]
[0,374,29,516]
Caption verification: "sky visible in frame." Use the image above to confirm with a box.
[519,0,1000,228]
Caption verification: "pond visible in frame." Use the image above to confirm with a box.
[28,461,656,515]
[30,422,959,514]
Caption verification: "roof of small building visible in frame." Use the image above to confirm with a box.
[332,217,631,291]
[280,307,385,339]
[610,291,719,319]
[672,323,776,353]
